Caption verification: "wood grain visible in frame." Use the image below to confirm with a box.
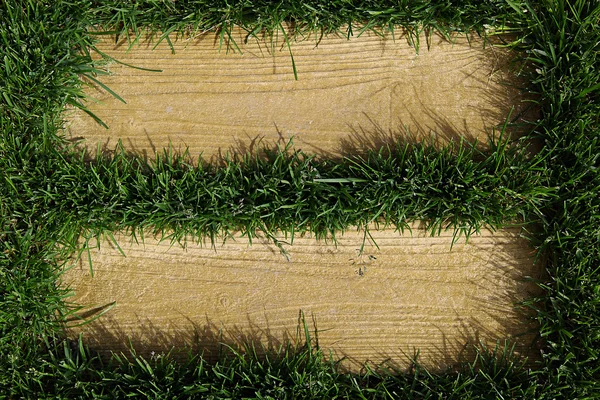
[62,225,543,372]
[65,28,531,163]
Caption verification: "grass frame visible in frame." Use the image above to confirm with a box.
[1,0,599,397]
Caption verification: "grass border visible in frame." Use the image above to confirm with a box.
[1,0,599,397]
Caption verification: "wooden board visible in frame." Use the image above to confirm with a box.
[61,225,543,372]
[64,28,531,163]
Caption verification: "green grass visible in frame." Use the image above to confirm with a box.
[1,0,599,397]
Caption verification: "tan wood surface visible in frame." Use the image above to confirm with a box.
[65,28,529,163]
[62,225,542,372]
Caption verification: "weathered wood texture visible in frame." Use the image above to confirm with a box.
[65,29,530,162]
[62,225,542,372]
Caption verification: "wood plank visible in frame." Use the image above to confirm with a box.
[61,225,543,372]
[65,28,530,162]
